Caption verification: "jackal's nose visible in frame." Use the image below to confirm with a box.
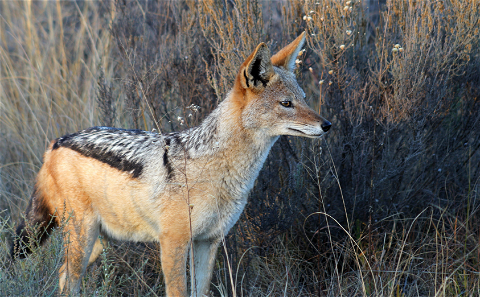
[321,120,332,132]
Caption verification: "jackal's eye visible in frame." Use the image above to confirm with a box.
[280,101,293,108]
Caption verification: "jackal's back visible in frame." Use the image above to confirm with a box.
[52,127,160,178]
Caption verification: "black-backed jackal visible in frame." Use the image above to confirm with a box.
[12,32,331,296]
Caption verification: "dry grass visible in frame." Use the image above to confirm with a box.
[1,0,480,296]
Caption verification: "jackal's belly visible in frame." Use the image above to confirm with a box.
[83,175,162,242]
[94,202,160,242]
[92,195,162,242]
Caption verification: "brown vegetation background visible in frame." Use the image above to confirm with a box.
[1,0,480,296]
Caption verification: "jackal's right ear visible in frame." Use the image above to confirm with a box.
[271,32,306,72]
[239,43,275,91]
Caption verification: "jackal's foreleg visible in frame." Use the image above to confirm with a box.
[190,238,222,297]
[160,231,190,297]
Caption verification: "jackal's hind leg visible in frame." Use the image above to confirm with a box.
[59,218,99,294]
[87,236,105,265]
[190,238,222,297]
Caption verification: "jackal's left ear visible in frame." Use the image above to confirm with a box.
[271,32,306,72]
[240,43,275,91]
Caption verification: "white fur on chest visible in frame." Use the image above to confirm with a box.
[192,192,247,241]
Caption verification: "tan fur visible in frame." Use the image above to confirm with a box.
[16,32,331,296]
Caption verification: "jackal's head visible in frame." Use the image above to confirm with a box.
[233,32,331,138]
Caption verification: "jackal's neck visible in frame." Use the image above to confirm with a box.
[211,98,278,195]
[176,94,278,188]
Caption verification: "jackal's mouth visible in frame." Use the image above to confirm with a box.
[288,128,322,137]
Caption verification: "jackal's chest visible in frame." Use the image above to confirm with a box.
[190,169,260,239]
[192,190,248,241]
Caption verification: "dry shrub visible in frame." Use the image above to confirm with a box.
[303,0,480,224]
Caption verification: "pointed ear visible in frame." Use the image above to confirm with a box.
[271,32,306,72]
[239,43,275,91]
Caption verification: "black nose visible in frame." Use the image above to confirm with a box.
[321,120,331,132]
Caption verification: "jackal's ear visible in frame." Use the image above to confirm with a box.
[271,32,306,72]
[240,43,275,91]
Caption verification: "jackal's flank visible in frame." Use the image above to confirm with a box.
[12,32,331,296]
